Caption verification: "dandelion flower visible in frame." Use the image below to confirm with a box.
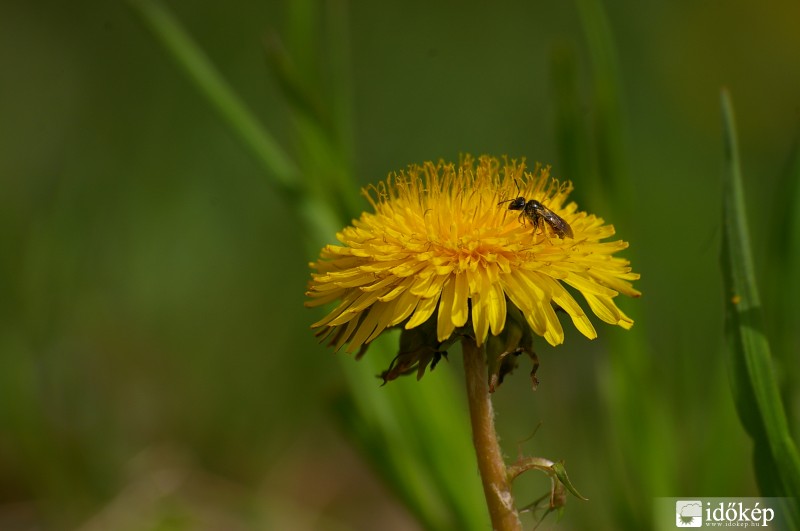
[306,155,640,385]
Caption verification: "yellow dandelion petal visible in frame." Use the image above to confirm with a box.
[406,292,441,329]
[540,299,564,346]
[387,287,420,326]
[487,280,507,336]
[562,272,618,298]
[471,289,489,345]
[409,271,440,298]
[366,300,400,344]
[306,155,640,355]
[451,272,470,327]
[615,307,635,330]
[547,279,597,340]
[376,279,410,302]
[347,305,383,353]
[437,277,458,341]
[361,275,402,293]
[500,272,536,318]
[516,272,563,345]
[583,293,624,326]
[304,287,345,307]
[333,316,361,351]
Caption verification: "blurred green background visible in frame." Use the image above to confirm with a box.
[1,0,799,529]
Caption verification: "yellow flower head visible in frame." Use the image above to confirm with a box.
[306,155,639,383]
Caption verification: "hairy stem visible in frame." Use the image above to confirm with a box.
[462,337,522,531]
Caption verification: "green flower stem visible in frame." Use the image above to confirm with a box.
[462,337,522,531]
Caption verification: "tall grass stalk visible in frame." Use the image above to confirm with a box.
[132,1,488,528]
[720,89,800,528]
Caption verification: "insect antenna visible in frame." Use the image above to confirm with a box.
[497,176,524,206]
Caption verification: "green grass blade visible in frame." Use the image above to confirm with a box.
[720,90,800,519]
[262,7,361,222]
[279,8,488,522]
[129,0,342,250]
[324,0,357,169]
[263,32,332,137]
[334,334,490,531]
[767,128,800,421]
[129,0,301,194]
[783,137,800,314]
[571,3,671,527]
[337,335,489,531]
[281,5,487,524]
[574,0,632,213]
[549,42,594,205]
[388,361,488,530]
[332,389,452,531]
[133,3,488,528]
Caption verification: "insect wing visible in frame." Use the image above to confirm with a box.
[540,206,573,239]
[501,197,573,239]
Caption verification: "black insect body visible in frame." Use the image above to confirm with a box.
[499,197,574,239]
